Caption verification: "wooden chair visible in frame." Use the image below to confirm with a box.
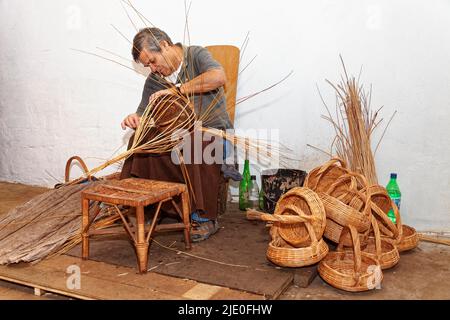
[81,178,191,274]
[206,45,240,215]
[206,45,240,124]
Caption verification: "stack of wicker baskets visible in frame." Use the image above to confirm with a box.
[249,157,419,292]
[306,158,418,291]
[248,187,329,267]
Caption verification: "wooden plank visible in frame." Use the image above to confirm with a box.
[0,260,180,300]
[0,255,263,300]
[0,286,46,300]
[182,283,222,300]
[47,255,262,300]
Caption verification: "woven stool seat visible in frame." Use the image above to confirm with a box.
[81,178,191,273]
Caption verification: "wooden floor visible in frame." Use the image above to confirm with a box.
[0,181,264,300]
[0,254,263,300]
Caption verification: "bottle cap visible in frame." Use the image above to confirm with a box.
[251,175,256,180]
[390,173,397,179]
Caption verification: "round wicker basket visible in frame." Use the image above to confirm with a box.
[272,187,326,248]
[318,225,383,292]
[267,221,329,267]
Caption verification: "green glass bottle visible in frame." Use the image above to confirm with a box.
[258,187,265,211]
[386,173,401,224]
[239,159,251,211]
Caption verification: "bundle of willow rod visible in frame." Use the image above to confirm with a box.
[320,58,386,185]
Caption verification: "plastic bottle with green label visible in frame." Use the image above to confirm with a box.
[386,173,401,224]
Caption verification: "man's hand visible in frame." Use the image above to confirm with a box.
[121,113,141,130]
[149,88,178,103]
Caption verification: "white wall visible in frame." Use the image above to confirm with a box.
[0,0,449,232]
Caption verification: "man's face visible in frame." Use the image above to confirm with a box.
[138,43,174,77]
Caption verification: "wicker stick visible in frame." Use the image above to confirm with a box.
[418,234,450,246]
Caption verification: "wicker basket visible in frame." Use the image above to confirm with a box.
[319,192,371,233]
[324,218,370,247]
[390,225,419,252]
[318,225,383,292]
[272,187,326,248]
[358,216,400,270]
[267,220,329,267]
[304,158,349,193]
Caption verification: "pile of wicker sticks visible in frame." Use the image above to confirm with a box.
[248,157,419,292]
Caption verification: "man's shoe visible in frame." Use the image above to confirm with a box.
[190,212,219,242]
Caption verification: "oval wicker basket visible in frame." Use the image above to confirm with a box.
[272,187,326,248]
[304,158,349,193]
[267,221,329,267]
[318,225,383,292]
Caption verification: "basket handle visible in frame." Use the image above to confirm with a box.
[327,172,368,195]
[337,225,362,285]
[246,209,309,224]
[317,157,348,176]
[371,215,383,258]
[307,157,348,190]
[65,156,91,183]
[390,201,403,244]
[304,220,320,255]
[371,202,399,239]
[325,175,358,195]
[282,204,317,222]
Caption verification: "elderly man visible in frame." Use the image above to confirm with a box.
[120,27,240,241]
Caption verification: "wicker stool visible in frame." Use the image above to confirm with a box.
[81,178,191,273]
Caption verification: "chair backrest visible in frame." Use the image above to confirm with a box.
[206,45,240,124]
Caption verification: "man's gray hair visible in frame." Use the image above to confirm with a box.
[132,27,173,62]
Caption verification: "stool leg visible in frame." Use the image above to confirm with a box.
[81,198,90,260]
[181,190,191,250]
[135,205,149,273]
